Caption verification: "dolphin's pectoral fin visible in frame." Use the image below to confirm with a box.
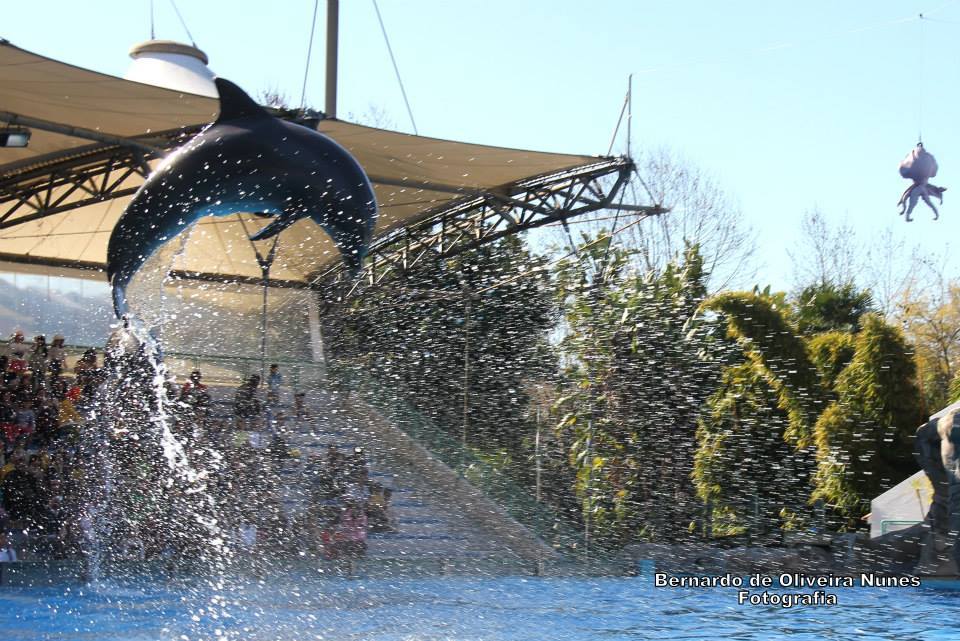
[214,78,271,123]
[249,215,298,241]
[309,204,376,274]
[319,222,369,274]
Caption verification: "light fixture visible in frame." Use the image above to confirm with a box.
[0,127,31,148]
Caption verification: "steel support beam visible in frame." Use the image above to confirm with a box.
[314,156,664,300]
[0,123,660,304]
[0,126,201,230]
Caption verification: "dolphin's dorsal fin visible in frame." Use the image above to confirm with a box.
[214,78,270,122]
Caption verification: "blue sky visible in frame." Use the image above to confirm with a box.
[5,0,960,290]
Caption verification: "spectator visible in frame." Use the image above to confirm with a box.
[33,391,59,446]
[233,375,262,431]
[323,504,367,559]
[57,386,83,427]
[326,444,346,488]
[47,366,68,401]
[1,454,38,525]
[11,398,35,445]
[15,372,34,403]
[344,467,370,506]
[35,477,66,555]
[7,351,27,376]
[267,364,282,406]
[3,330,29,361]
[367,481,394,533]
[28,335,47,389]
[0,392,16,450]
[73,349,98,395]
[269,410,287,435]
[180,370,208,402]
[293,392,309,420]
[0,357,15,390]
[179,370,210,428]
[47,335,66,374]
[347,447,369,479]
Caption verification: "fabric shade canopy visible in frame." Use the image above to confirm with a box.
[0,41,605,285]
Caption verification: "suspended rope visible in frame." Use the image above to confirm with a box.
[167,0,197,47]
[599,76,637,281]
[372,0,419,134]
[149,0,156,40]
[300,0,321,109]
[896,6,951,222]
[918,13,926,144]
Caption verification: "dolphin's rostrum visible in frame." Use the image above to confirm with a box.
[107,78,378,317]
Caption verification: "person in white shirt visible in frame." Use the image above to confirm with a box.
[47,335,67,371]
[3,330,29,361]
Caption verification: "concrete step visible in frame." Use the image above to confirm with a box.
[196,384,528,562]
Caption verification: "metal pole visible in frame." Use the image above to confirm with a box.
[626,74,633,160]
[260,263,269,384]
[462,291,471,453]
[254,237,279,386]
[584,417,593,560]
[325,0,339,119]
[535,406,542,502]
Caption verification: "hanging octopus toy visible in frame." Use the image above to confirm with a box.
[899,142,946,221]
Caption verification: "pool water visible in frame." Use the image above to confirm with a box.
[2,574,959,640]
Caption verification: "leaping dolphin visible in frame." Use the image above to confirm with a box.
[107,78,378,317]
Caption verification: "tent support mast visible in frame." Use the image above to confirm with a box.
[257,238,280,385]
[326,0,339,118]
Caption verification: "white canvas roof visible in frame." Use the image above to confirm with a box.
[0,41,605,285]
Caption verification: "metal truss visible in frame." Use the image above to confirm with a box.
[315,156,663,297]
[0,127,199,230]
[0,123,663,302]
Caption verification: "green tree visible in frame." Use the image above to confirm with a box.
[811,314,923,519]
[701,291,924,527]
[555,240,724,546]
[694,362,815,535]
[325,235,556,449]
[793,282,874,335]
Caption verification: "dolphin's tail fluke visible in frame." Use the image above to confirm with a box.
[111,281,128,320]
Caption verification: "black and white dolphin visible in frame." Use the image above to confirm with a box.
[107,78,378,317]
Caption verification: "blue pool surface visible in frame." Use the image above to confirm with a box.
[2,574,960,640]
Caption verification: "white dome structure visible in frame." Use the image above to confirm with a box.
[124,40,217,98]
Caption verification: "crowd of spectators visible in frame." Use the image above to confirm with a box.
[0,331,98,562]
[0,333,394,566]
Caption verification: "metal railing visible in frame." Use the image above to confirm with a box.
[6,338,584,554]
[3,340,327,389]
[327,360,584,556]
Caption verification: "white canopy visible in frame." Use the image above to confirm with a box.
[0,41,605,286]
